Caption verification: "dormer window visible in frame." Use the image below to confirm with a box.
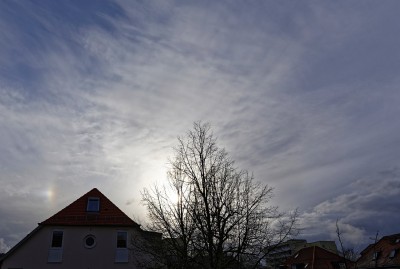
[87,197,100,212]
[372,251,381,260]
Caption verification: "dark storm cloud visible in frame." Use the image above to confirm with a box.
[299,168,400,247]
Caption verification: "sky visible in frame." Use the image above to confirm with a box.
[1,0,400,254]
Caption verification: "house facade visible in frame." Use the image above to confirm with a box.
[357,233,400,269]
[0,188,161,269]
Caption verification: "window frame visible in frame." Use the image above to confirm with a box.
[372,251,381,260]
[116,231,128,248]
[48,230,64,263]
[84,234,97,249]
[86,197,100,212]
[51,230,64,248]
[115,231,129,263]
[389,249,397,259]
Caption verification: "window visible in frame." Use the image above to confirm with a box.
[372,251,381,260]
[48,231,63,263]
[84,235,96,249]
[115,231,129,263]
[389,249,397,258]
[117,231,127,248]
[87,197,100,212]
[51,231,63,247]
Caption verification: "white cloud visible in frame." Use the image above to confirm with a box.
[0,238,10,253]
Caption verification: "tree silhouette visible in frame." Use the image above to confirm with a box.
[142,122,298,269]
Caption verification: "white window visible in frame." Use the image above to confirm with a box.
[115,231,129,263]
[48,231,63,263]
[389,249,397,258]
[87,197,100,212]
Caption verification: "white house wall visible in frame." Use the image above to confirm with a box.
[1,225,145,269]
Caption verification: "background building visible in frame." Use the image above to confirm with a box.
[284,246,352,269]
[357,233,400,269]
[265,239,338,269]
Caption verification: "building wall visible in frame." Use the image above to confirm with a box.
[1,225,148,269]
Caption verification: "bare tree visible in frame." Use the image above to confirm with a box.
[336,219,349,269]
[142,122,298,269]
[336,219,360,268]
[370,230,379,269]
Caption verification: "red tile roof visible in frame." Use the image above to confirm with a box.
[40,188,139,227]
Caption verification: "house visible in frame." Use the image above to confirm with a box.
[356,233,400,269]
[0,188,162,269]
[265,239,308,268]
[264,239,338,269]
[283,246,353,269]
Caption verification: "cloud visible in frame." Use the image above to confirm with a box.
[1,0,400,251]
[299,168,400,247]
[0,238,10,253]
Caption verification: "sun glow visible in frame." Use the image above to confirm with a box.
[40,186,56,205]
[46,188,54,201]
